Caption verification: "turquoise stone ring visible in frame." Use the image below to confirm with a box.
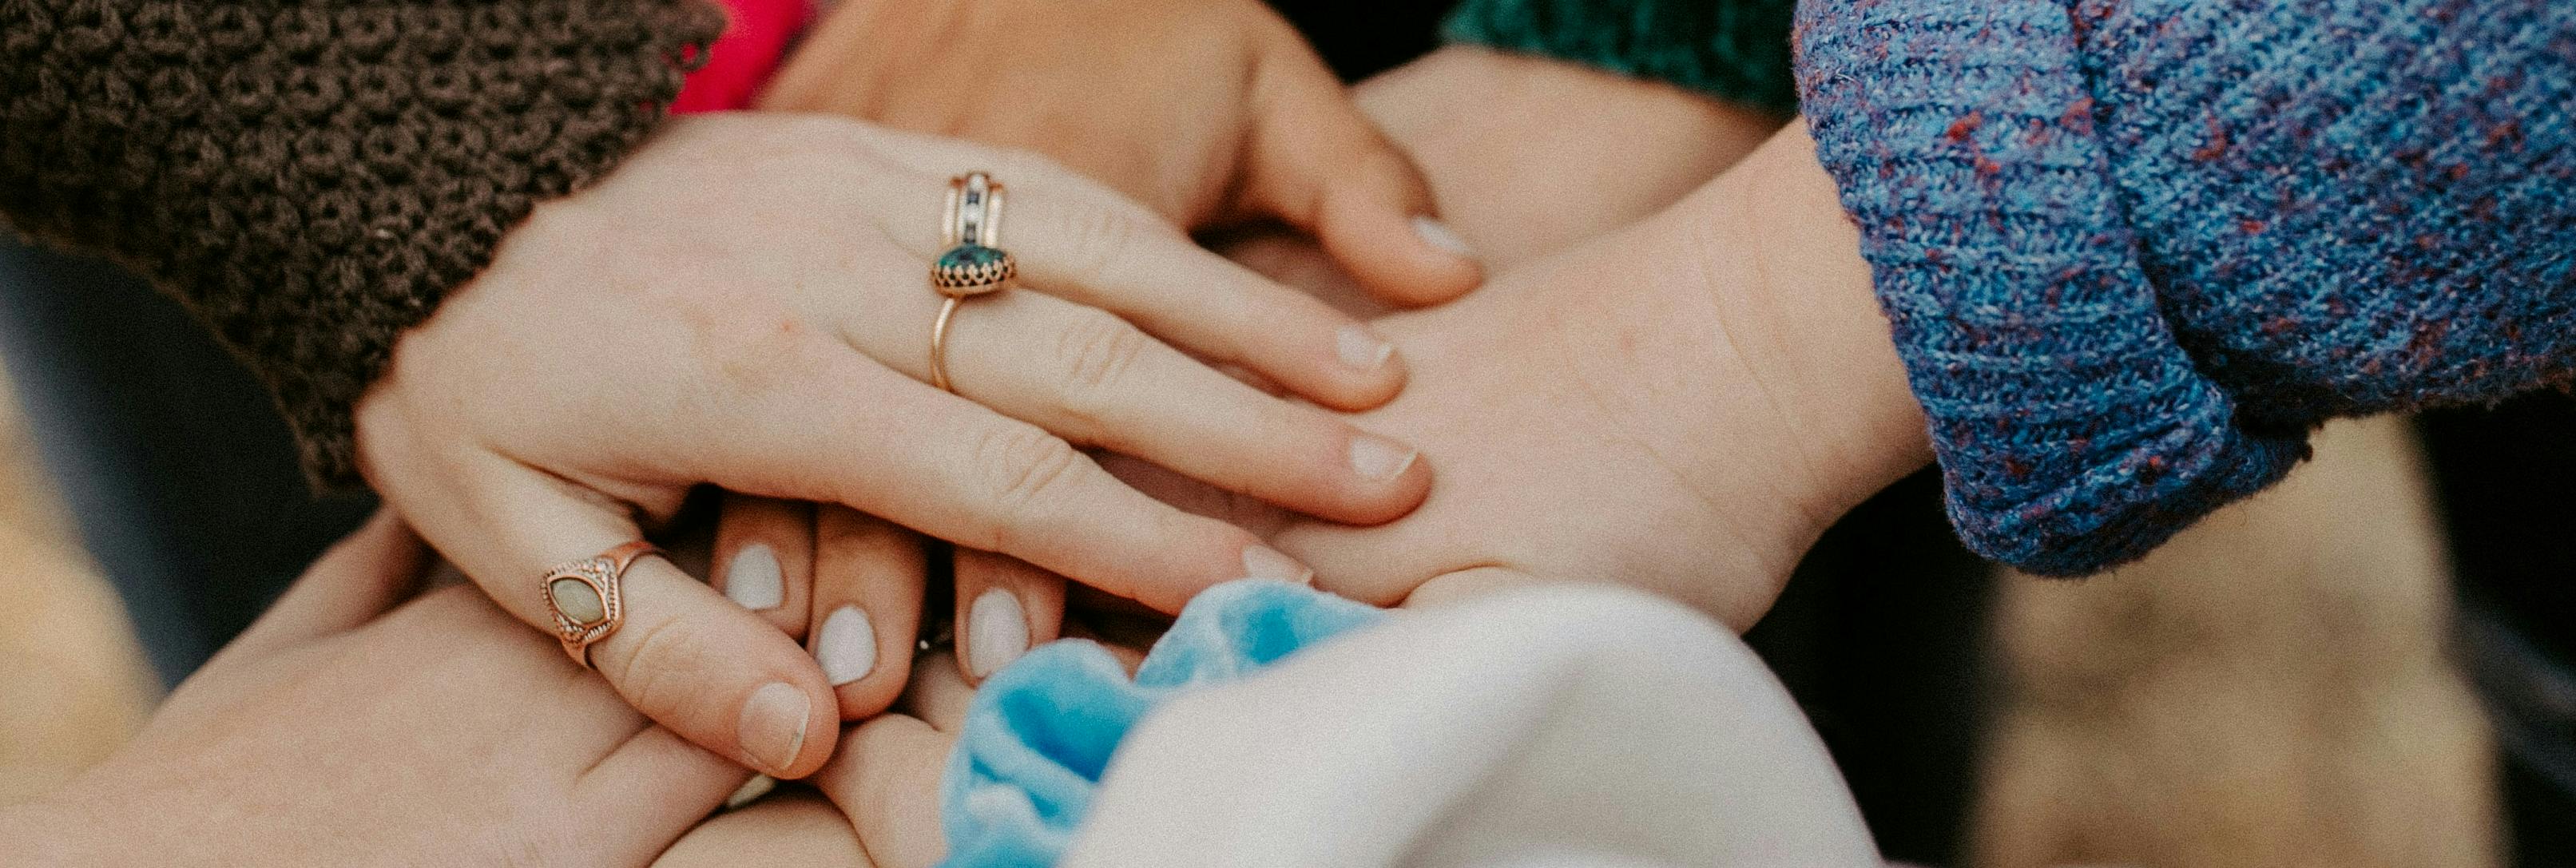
[930,172,1010,393]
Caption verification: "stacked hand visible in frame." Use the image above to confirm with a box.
[654,49,1931,866]
[355,0,1522,783]
[356,113,1432,779]
[1224,122,1931,629]
[10,45,1933,868]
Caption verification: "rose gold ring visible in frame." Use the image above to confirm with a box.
[541,541,661,668]
[930,172,1013,393]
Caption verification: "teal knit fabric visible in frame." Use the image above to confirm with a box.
[1441,0,1800,113]
[939,580,1387,866]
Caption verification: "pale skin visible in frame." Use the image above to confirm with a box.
[0,49,1931,867]
[355,113,1439,781]
[664,47,1932,865]
[0,513,752,867]
[709,0,1487,706]
[695,41,1805,715]
[355,0,1498,777]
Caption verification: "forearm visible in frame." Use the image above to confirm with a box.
[0,1,720,486]
[1791,0,2576,573]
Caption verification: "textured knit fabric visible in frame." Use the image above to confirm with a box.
[0,0,721,486]
[1441,0,1800,113]
[941,580,1387,867]
[1797,0,2576,574]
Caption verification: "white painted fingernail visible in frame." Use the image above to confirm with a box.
[1347,433,1419,482]
[814,605,877,686]
[1412,216,1474,258]
[724,774,777,811]
[1336,325,1395,373]
[724,543,784,611]
[966,589,1030,679]
[1241,545,1315,585]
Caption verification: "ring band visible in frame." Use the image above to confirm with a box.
[542,541,661,668]
[931,172,1015,393]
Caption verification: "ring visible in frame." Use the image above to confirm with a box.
[541,541,661,668]
[931,171,1014,393]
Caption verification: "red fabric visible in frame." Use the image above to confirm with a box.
[671,0,812,113]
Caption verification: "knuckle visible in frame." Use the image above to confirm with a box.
[1055,203,1144,286]
[601,614,718,719]
[989,147,1065,188]
[1049,308,1151,415]
[967,424,1089,529]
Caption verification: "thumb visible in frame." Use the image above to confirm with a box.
[218,509,427,661]
[1237,42,1480,307]
[446,466,841,780]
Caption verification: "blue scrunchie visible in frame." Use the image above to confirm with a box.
[937,580,1387,867]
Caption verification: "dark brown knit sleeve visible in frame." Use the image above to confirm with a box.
[0,0,723,487]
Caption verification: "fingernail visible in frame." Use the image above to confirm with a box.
[737,682,811,774]
[814,605,878,686]
[724,544,784,611]
[966,589,1030,679]
[724,774,778,811]
[1412,216,1474,258]
[1347,433,1419,482]
[1336,325,1396,373]
[1241,545,1315,585]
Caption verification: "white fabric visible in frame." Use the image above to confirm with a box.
[1063,585,1885,868]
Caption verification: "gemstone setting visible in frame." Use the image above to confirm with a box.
[549,577,606,625]
[931,244,1016,296]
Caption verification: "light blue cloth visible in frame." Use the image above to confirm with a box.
[938,580,1387,868]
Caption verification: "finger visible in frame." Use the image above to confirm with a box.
[713,493,815,637]
[575,725,760,857]
[458,466,840,779]
[222,509,426,660]
[951,549,1065,684]
[1399,565,1547,609]
[815,714,955,868]
[1237,38,1480,307]
[851,134,1407,411]
[808,506,927,719]
[649,791,871,868]
[1002,195,1410,411]
[685,354,1311,613]
[899,648,977,733]
[852,287,1432,525]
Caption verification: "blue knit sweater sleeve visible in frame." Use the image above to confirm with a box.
[1797,0,2576,574]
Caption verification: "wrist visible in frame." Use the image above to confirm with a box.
[1683,121,1931,524]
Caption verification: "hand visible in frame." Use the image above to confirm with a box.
[1017,50,1850,624]
[1349,46,1786,273]
[651,648,1042,868]
[757,0,1479,306]
[0,513,748,866]
[855,46,1784,688]
[356,113,1432,777]
[1223,45,1787,315]
[1179,125,1933,628]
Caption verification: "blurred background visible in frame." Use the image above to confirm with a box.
[1,2,2567,865]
